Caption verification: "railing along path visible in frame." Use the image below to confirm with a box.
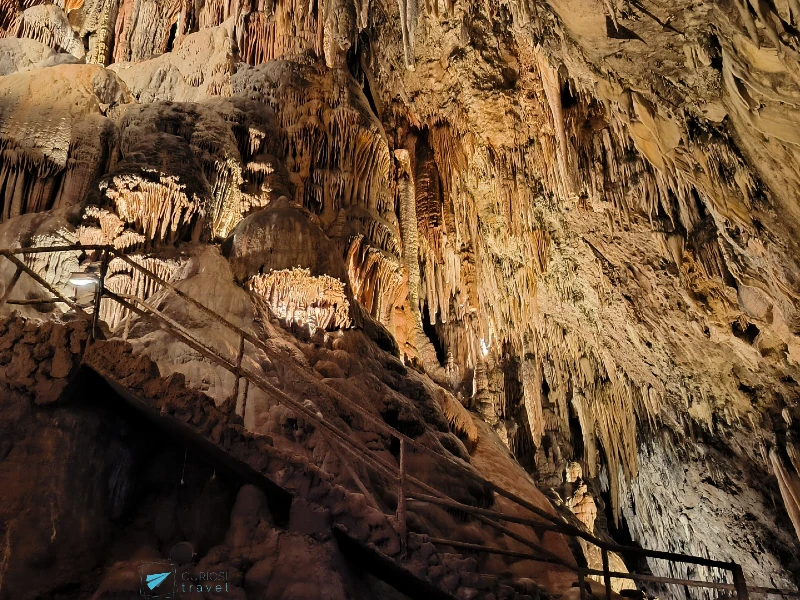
[2,244,799,600]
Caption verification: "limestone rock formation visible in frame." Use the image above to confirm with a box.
[1,0,800,597]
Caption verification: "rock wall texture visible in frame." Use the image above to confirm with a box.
[0,312,572,599]
[1,0,800,597]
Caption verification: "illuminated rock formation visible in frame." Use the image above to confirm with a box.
[5,4,84,58]
[249,267,351,331]
[563,462,597,532]
[0,64,127,219]
[0,0,799,597]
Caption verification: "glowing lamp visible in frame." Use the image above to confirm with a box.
[69,271,100,287]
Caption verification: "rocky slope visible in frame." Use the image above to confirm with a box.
[1,0,800,597]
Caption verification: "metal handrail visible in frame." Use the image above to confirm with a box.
[3,243,800,599]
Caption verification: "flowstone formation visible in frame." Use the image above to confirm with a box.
[1,0,800,598]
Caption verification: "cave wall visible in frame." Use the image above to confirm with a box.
[0,0,799,595]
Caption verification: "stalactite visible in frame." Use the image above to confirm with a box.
[346,234,405,323]
[788,441,800,479]
[248,268,351,331]
[536,49,575,197]
[521,358,545,451]
[101,255,181,328]
[396,0,416,70]
[103,173,203,245]
[770,448,800,541]
[414,132,444,262]
[324,0,356,68]
[5,4,85,57]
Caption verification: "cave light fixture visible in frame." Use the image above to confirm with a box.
[69,270,101,287]
[69,262,102,287]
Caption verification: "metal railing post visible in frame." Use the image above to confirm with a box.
[0,265,22,308]
[578,569,587,600]
[91,247,110,340]
[241,379,250,420]
[232,333,245,414]
[732,563,750,600]
[397,436,407,557]
[602,547,612,600]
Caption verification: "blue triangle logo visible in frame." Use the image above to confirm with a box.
[145,572,172,590]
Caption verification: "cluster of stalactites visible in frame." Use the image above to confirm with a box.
[455,146,553,346]
[232,67,394,232]
[391,121,560,391]
[103,172,204,245]
[346,234,405,324]
[195,0,362,67]
[528,317,662,524]
[0,0,468,71]
[248,268,351,331]
[289,107,393,229]
[19,229,82,300]
[566,78,760,284]
[3,4,85,56]
[205,155,247,239]
[0,114,117,222]
[78,205,146,250]
[396,0,458,70]
[6,0,183,65]
[111,0,182,63]
[101,254,181,329]
[112,101,283,244]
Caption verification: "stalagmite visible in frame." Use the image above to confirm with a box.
[394,147,452,383]
[563,462,598,531]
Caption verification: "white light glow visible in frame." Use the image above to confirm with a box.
[69,272,100,287]
[480,339,490,357]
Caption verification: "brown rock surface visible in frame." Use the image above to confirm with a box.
[0,0,800,597]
